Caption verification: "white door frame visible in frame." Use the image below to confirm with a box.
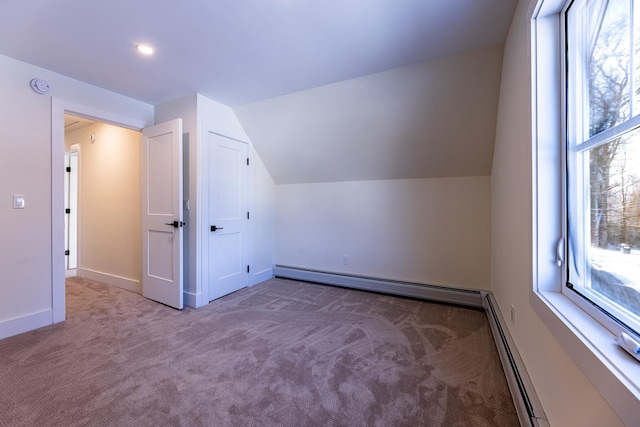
[205,131,249,302]
[200,123,252,303]
[51,98,149,323]
[64,147,79,273]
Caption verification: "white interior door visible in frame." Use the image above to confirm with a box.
[64,152,78,270]
[208,131,249,301]
[141,119,183,309]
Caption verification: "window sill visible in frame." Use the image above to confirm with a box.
[531,290,640,424]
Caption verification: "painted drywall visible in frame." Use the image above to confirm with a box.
[250,144,276,281]
[276,176,491,290]
[0,53,153,338]
[155,94,198,301]
[65,122,141,289]
[235,45,503,185]
[198,95,277,287]
[491,1,623,425]
[197,96,276,284]
[155,94,276,305]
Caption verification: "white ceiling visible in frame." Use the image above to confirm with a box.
[0,0,517,107]
[0,0,517,184]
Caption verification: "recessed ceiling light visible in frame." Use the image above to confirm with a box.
[136,44,154,55]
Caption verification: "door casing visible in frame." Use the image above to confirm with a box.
[52,98,149,323]
[206,131,249,301]
[64,149,79,272]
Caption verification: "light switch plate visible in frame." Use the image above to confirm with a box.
[13,195,25,209]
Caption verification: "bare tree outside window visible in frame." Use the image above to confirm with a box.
[569,0,640,322]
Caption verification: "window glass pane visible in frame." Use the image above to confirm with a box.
[567,0,640,334]
[587,0,631,137]
[634,1,640,115]
[585,128,640,318]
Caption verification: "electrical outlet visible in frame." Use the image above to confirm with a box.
[510,305,516,324]
[13,195,25,209]
[342,255,349,265]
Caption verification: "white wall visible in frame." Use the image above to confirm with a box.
[491,1,623,425]
[197,95,276,287]
[235,46,504,185]
[277,176,491,290]
[0,53,153,339]
[66,122,141,291]
[155,94,276,306]
[250,144,277,283]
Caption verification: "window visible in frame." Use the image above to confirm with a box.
[565,0,640,340]
[532,0,640,423]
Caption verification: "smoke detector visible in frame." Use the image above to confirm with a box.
[30,78,50,94]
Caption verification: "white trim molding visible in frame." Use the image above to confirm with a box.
[532,292,640,424]
[184,290,208,308]
[77,268,141,294]
[251,267,274,287]
[0,310,53,340]
[51,97,151,324]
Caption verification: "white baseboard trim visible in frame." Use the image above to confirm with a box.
[0,309,53,340]
[77,268,141,294]
[251,268,274,286]
[273,265,485,308]
[184,291,208,308]
[273,265,548,427]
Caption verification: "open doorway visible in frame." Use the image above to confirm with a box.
[53,101,184,322]
[63,114,143,294]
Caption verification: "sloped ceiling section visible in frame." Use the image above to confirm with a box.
[0,0,516,106]
[234,46,504,185]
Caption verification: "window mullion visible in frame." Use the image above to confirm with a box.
[575,112,640,152]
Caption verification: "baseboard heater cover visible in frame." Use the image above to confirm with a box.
[273,265,484,308]
[274,265,549,427]
[484,293,549,427]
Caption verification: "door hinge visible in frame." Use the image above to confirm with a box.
[247,265,250,273]
[65,250,70,256]
[247,158,250,166]
[65,208,71,214]
[66,166,71,173]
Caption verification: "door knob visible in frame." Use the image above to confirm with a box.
[165,221,186,228]
[210,225,224,232]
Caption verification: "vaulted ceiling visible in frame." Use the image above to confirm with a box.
[0,0,517,183]
[235,45,505,184]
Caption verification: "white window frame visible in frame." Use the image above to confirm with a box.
[564,0,640,339]
[530,0,640,424]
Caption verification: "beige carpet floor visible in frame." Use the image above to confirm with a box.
[0,277,519,426]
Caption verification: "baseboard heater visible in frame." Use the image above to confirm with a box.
[273,265,485,308]
[273,265,549,427]
[484,293,550,427]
